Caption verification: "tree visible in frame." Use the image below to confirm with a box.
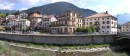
[87,27,92,33]
[0,13,6,18]
[90,25,96,32]
[12,11,20,15]
[76,27,83,32]
[6,13,9,16]
[21,27,27,33]
[0,26,5,31]
[85,25,96,34]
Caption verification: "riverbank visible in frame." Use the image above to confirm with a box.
[0,40,128,56]
[5,40,111,53]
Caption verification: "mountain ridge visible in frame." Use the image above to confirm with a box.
[0,9,17,14]
[23,2,97,17]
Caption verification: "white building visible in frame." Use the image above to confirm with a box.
[8,19,30,30]
[84,11,117,34]
[6,15,16,20]
[19,12,28,19]
[39,15,57,31]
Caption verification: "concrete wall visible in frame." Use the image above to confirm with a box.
[0,33,116,44]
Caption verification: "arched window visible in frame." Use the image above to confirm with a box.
[94,21,100,25]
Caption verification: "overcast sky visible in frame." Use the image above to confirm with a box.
[0,0,129,15]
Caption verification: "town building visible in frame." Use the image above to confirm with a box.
[50,11,82,34]
[84,11,117,34]
[28,11,43,30]
[6,15,16,20]
[121,22,130,32]
[8,19,30,31]
[19,12,28,19]
[36,15,57,32]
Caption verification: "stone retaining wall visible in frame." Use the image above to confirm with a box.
[0,33,116,44]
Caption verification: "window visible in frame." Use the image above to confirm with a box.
[102,26,105,29]
[86,23,88,25]
[90,22,92,25]
[102,31,104,32]
[66,13,69,16]
[112,22,114,24]
[107,21,109,24]
[102,21,105,24]
[65,21,67,25]
[112,26,114,28]
[126,26,128,28]
[102,18,104,20]
[123,26,124,28]
[107,26,110,28]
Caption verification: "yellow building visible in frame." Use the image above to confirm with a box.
[50,11,82,34]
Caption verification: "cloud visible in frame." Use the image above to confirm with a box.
[80,0,130,15]
[1,0,130,15]
[0,3,14,10]
[51,0,70,3]
[19,8,28,11]
[5,0,43,6]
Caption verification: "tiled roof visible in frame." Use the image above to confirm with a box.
[86,12,115,18]
[42,15,55,19]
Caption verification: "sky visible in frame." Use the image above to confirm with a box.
[0,0,129,15]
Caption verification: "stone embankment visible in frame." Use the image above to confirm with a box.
[0,32,116,44]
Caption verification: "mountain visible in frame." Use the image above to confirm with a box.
[0,10,17,14]
[24,2,97,17]
[118,13,130,24]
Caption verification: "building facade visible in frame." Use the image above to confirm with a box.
[8,19,30,31]
[28,11,43,30]
[6,15,16,20]
[84,11,117,34]
[50,11,82,34]
[121,22,130,32]
[19,12,28,19]
[38,15,57,32]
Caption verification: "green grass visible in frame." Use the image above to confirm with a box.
[101,51,128,56]
[6,40,110,50]
[27,51,49,56]
[0,41,17,56]
[0,41,128,56]
[0,41,50,56]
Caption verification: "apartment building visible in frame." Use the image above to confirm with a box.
[50,11,82,34]
[121,22,130,32]
[8,19,30,31]
[6,15,16,20]
[84,11,117,34]
[28,11,43,30]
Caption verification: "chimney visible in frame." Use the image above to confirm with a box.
[105,11,108,14]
